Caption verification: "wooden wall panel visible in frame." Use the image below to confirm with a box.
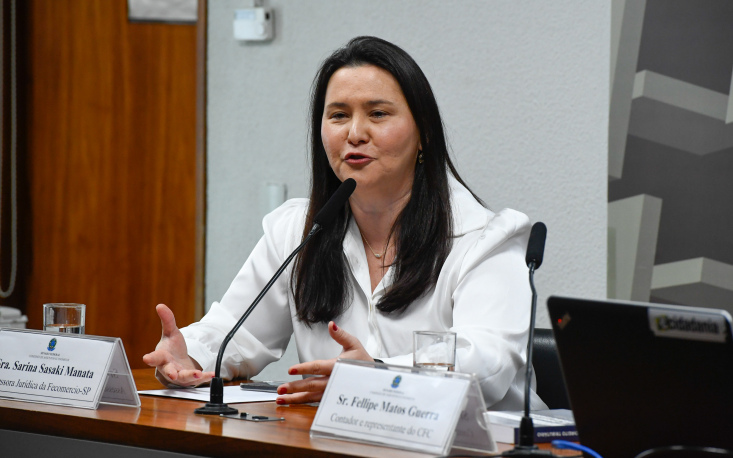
[20,0,198,368]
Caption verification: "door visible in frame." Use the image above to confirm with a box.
[10,0,203,369]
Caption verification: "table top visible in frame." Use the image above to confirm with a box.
[0,369,571,457]
[0,369,451,457]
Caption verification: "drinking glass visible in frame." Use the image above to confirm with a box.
[413,330,456,371]
[43,303,86,334]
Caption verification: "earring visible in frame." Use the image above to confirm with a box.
[418,151,424,164]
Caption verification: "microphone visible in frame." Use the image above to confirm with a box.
[525,222,546,270]
[194,178,356,415]
[504,222,551,457]
[314,178,356,226]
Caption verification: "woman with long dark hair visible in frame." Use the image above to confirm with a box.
[144,36,546,410]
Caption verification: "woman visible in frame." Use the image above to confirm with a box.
[143,36,546,411]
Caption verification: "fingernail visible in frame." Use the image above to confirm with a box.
[194,373,200,379]
[332,322,339,331]
[276,398,286,405]
[277,387,287,395]
[289,368,298,375]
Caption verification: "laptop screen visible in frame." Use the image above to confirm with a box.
[547,296,733,457]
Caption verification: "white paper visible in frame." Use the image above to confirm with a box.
[138,385,278,403]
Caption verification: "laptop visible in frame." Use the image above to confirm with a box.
[547,296,733,457]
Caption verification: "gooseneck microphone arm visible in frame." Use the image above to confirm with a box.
[213,224,320,381]
[194,225,322,415]
[503,222,551,457]
[194,178,356,415]
[519,260,540,438]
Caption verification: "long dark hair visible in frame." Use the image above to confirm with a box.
[292,36,476,325]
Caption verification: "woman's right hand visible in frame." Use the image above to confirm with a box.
[142,304,214,387]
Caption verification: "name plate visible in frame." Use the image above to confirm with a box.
[0,328,140,409]
[311,359,496,455]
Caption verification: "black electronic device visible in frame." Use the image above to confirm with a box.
[239,381,282,393]
[548,296,733,457]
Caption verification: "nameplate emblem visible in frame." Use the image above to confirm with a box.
[0,328,140,409]
[310,359,496,455]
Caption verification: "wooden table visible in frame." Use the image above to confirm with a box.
[0,369,566,457]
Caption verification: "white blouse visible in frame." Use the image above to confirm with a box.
[181,177,547,410]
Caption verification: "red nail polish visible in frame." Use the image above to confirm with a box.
[276,398,285,405]
[277,387,286,395]
[289,368,298,375]
[332,323,339,331]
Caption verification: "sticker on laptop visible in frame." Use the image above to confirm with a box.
[648,309,728,343]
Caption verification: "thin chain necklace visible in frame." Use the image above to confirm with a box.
[361,234,390,259]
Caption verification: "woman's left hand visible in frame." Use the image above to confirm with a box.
[276,321,374,405]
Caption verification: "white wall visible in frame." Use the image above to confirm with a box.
[205,1,609,376]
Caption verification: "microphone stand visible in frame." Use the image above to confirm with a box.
[502,262,553,456]
[503,221,552,457]
[194,224,322,415]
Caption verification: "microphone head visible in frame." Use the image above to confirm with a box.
[525,222,547,269]
[313,178,356,228]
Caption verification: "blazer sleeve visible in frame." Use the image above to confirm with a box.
[451,209,534,407]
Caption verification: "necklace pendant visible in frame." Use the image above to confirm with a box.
[375,253,382,258]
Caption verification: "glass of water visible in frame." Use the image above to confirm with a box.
[43,303,86,334]
[413,330,456,371]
